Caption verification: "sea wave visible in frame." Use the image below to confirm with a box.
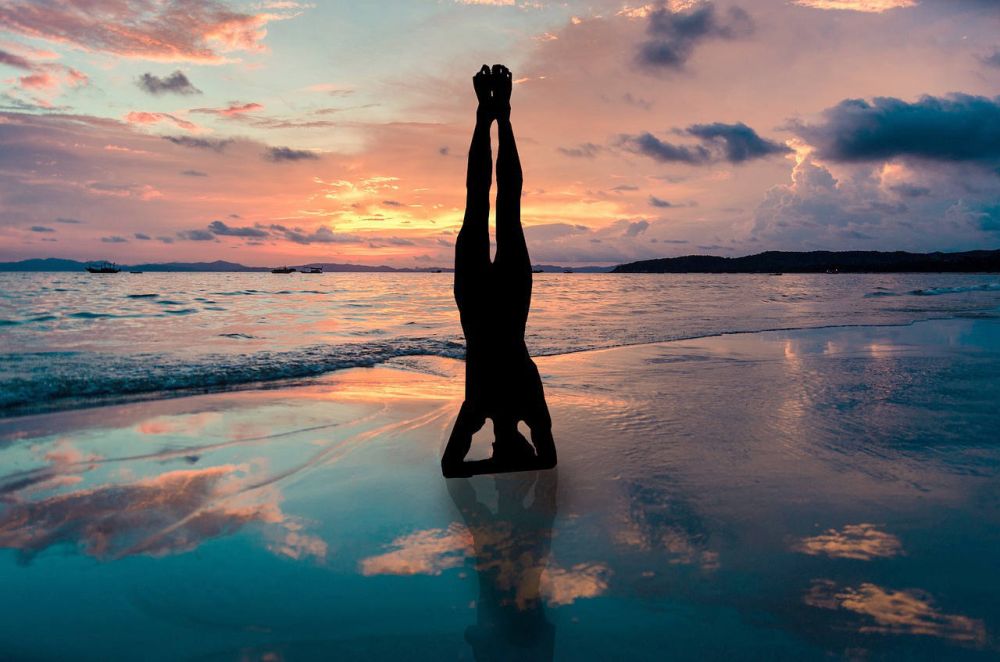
[909,283,1000,296]
[0,337,467,417]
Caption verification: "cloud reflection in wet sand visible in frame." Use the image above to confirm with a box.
[359,523,472,576]
[805,580,986,645]
[793,523,902,560]
[0,464,326,563]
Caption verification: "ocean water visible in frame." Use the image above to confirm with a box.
[2,272,999,416]
[0,318,998,659]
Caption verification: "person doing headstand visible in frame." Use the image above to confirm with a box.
[441,64,557,478]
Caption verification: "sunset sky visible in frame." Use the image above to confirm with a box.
[1,0,998,267]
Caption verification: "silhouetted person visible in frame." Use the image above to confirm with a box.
[442,65,557,478]
[448,471,558,660]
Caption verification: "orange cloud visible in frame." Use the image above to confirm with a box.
[792,0,917,12]
[540,563,611,606]
[124,111,199,132]
[805,580,987,645]
[793,523,903,560]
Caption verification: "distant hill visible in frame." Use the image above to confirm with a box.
[0,258,447,272]
[613,250,1000,274]
[0,258,601,273]
[129,260,267,272]
[0,258,93,272]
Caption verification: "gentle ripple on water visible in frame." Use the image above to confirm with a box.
[1,271,999,415]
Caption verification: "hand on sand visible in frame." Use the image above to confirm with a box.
[491,64,512,121]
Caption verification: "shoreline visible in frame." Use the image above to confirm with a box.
[3,311,998,421]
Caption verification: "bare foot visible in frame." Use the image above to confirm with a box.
[473,64,492,117]
[491,64,512,120]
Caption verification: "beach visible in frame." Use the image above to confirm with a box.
[1,315,998,660]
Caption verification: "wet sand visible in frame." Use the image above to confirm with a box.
[1,317,998,660]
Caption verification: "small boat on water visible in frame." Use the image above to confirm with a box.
[271,266,296,274]
[86,261,120,273]
[303,266,323,274]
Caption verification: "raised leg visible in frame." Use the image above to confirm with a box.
[490,65,531,334]
[454,65,494,318]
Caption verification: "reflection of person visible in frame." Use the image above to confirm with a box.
[447,471,558,661]
[442,64,557,478]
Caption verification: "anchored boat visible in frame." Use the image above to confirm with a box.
[85,261,120,273]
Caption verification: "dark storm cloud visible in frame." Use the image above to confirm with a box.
[162,135,231,151]
[649,195,675,207]
[620,132,710,164]
[687,122,791,163]
[889,183,931,198]
[207,220,269,237]
[177,229,215,241]
[267,224,356,244]
[29,225,55,232]
[794,94,1000,164]
[134,233,151,240]
[619,122,787,165]
[637,2,754,71]
[101,235,128,243]
[264,147,319,162]
[136,71,201,95]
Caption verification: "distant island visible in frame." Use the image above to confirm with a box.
[0,258,449,273]
[3,250,999,273]
[0,258,614,273]
[613,249,1000,274]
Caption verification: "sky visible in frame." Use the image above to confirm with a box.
[0,0,998,267]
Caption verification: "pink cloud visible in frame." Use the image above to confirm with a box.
[17,71,55,90]
[125,111,199,132]
[0,1,301,63]
[0,463,326,562]
[1,47,88,93]
[191,101,264,117]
